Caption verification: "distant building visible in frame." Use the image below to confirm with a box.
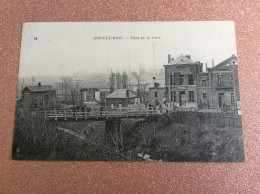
[148,81,166,105]
[105,89,140,107]
[164,54,240,114]
[80,88,110,107]
[21,82,56,108]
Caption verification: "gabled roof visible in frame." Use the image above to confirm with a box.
[106,89,138,99]
[209,55,237,71]
[23,85,56,93]
[166,55,195,65]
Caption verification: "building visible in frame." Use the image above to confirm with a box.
[164,54,203,109]
[105,89,140,107]
[164,54,240,114]
[80,88,110,107]
[148,86,166,106]
[207,55,240,113]
[21,82,56,108]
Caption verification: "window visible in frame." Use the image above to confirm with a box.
[170,74,173,85]
[203,92,207,99]
[218,75,223,86]
[39,95,43,101]
[33,95,37,102]
[45,94,49,101]
[188,74,194,85]
[174,91,176,102]
[170,91,173,102]
[179,75,184,85]
[155,92,158,98]
[189,91,194,102]
[231,75,233,85]
[231,93,234,104]
[202,80,206,87]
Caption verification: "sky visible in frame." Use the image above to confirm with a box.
[18,21,237,78]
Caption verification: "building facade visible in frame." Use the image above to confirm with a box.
[148,87,166,106]
[21,83,56,108]
[164,54,240,114]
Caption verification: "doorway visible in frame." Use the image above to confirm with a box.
[218,93,224,108]
[179,91,186,107]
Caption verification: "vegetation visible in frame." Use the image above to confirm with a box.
[12,109,124,161]
[12,109,244,162]
[121,113,244,162]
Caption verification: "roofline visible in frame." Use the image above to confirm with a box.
[164,63,201,67]
[106,96,138,99]
[208,55,237,70]
[149,87,166,89]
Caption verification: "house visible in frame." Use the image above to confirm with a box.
[21,82,56,108]
[164,54,203,109]
[148,81,166,106]
[164,54,240,114]
[105,89,140,107]
[207,55,240,114]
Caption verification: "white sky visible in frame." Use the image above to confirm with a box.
[18,21,237,78]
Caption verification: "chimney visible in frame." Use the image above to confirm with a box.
[126,90,129,97]
[168,54,171,63]
[38,82,41,87]
[185,55,191,59]
[212,59,214,67]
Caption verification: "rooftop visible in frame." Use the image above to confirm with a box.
[166,54,196,65]
[106,89,138,99]
[23,85,55,93]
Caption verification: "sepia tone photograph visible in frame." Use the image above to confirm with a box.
[12,21,244,162]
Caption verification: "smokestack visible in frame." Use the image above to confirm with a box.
[205,62,208,72]
[168,54,171,63]
[212,59,214,67]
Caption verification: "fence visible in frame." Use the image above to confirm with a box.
[172,111,242,128]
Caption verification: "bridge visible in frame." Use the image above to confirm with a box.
[39,106,173,149]
[42,107,169,121]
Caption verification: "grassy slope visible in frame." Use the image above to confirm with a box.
[12,110,244,162]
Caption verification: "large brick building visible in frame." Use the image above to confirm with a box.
[163,54,240,114]
[21,82,56,109]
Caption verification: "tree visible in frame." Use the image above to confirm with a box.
[59,77,79,105]
[115,72,122,89]
[109,71,116,93]
[131,69,150,103]
[121,71,129,89]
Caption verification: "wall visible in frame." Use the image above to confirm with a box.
[148,87,165,105]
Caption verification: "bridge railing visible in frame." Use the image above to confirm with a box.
[44,108,161,121]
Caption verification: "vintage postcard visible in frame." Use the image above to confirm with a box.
[13,21,244,162]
